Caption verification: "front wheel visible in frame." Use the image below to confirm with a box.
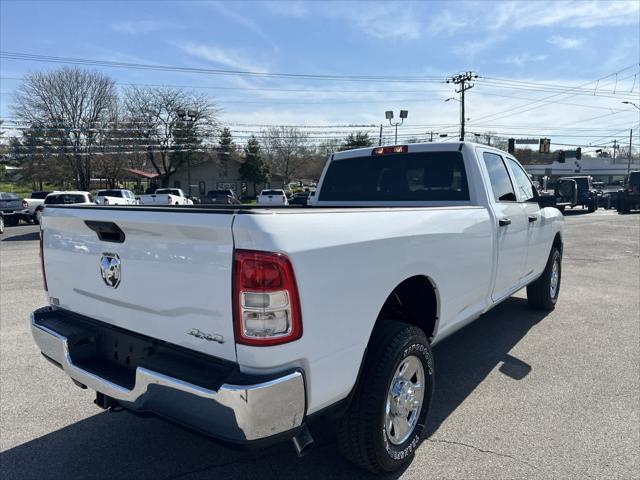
[337,321,434,473]
[527,246,562,310]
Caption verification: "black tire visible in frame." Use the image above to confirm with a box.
[337,321,434,473]
[33,209,41,225]
[620,199,631,214]
[527,247,562,310]
[588,200,596,213]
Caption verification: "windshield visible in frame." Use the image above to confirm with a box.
[319,151,469,202]
[573,178,589,190]
[30,191,50,199]
[44,194,87,205]
[155,189,180,196]
[98,190,124,197]
[261,190,284,196]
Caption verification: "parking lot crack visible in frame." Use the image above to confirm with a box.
[426,438,538,470]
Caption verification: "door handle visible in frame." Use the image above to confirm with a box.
[528,215,538,222]
[499,218,511,226]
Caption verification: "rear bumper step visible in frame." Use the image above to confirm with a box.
[30,307,306,443]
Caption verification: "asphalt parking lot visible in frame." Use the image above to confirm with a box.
[1,209,638,479]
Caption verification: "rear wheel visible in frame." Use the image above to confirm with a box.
[527,247,562,310]
[35,208,43,225]
[588,199,596,213]
[337,321,434,473]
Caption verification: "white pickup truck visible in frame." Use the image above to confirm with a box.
[32,142,564,473]
[95,189,137,206]
[138,188,193,206]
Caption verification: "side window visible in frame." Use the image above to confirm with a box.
[507,158,536,202]
[482,152,516,202]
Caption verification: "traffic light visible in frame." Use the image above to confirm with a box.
[576,147,582,160]
[508,138,515,154]
[539,138,550,153]
[558,150,565,163]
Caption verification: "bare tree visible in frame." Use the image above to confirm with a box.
[12,67,117,190]
[123,87,218,187]
[260,126,309,183]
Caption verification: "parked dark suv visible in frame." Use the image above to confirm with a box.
[202,189,241,205]
[619,171,640,214]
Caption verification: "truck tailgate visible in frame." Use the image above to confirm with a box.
[42,207,237,362]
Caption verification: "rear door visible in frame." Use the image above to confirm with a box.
[480,151,528,300]
[42,207,237,361]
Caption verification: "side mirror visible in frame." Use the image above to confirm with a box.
[537,194,557,209]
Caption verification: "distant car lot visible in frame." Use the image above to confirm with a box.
[0,209,638,479]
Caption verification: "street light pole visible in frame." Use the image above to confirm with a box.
[177,110,196,198]
[621,102,638,174]
[628,129,633,174]
[385,110,408,144]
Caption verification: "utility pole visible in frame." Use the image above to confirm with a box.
[613,139,618,161]
[446,72,478,141]
[379,124,383,146]
[628,129,633,174]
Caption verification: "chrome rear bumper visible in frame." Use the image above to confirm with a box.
[30,308,306,442]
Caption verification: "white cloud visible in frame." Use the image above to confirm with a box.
[208,2,275,46]
[502,53,548,66]
[426,9,469,36]
[264,1,308,18]
[111,20,172,35]
[324,2,422,40]
[179,43,270,74]
[547,35,583,49]
[491,0,639,30]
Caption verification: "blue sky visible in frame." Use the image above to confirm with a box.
[1,0,639,151]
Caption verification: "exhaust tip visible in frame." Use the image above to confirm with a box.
[292,426,314,457]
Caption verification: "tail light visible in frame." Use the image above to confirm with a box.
[372,145,408,155]
[234,250,302,346]
[168,196,172,204]
[39,230,48,291]
[104,197,109,205]
[22,200,28,209]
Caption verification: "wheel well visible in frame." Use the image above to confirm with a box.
[552,232,563,253]
[376,276,438,342]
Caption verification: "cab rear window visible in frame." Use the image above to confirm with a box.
[44,194,86,204]
[319,151,469,202]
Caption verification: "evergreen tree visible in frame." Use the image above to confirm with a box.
[340,131,372,151]
[240,135,270,196]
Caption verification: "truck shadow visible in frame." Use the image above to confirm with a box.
[0,297,549,480]
[0,231,40,242]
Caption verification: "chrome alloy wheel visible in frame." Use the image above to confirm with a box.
[550,257,560,299]
[385,355,425,445]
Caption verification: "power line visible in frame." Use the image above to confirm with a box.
[471,64,640,124]
[0,51,444,83]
